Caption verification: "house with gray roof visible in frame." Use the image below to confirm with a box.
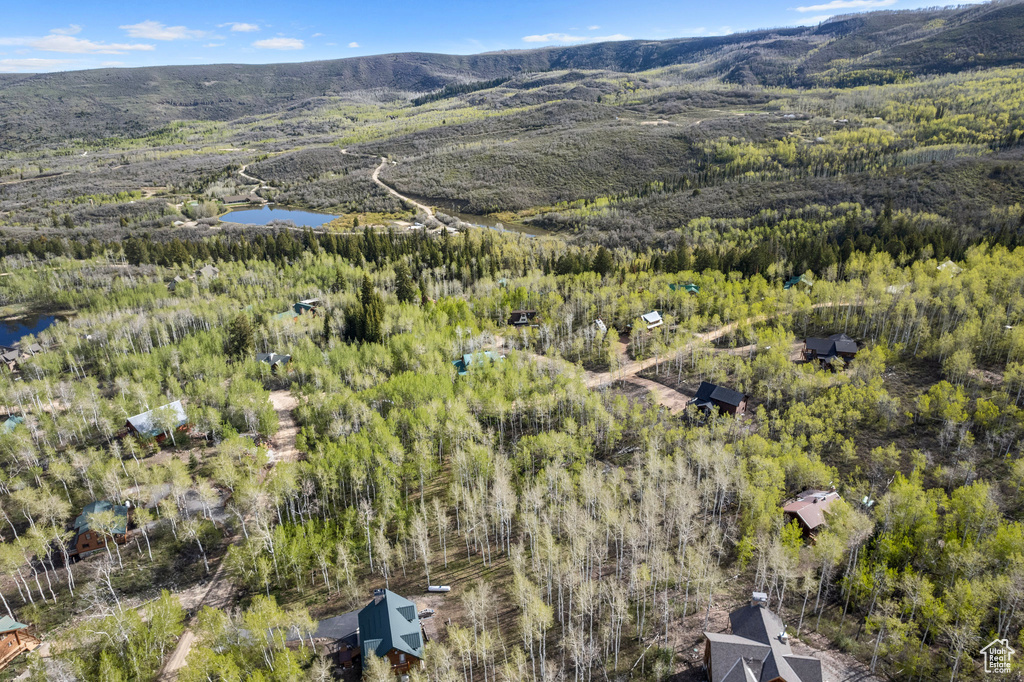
[802,334,858,366]
[257,352,292,374]
[125,400,188,441]
[359,589,425,674]
[689,381,748,417]
[704,593,822,682]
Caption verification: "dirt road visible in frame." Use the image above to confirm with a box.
[157,391,300,679]
[267,390,300,464]
[341,148,434,219]
[510,301,845,411]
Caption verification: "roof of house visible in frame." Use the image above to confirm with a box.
[640,311,663,325]
[358,589,424,661]
[937,260,963,274]
[670,283,700,294]
[782,490,841,531]
[286,609,360,644]
[273,310,299,321]
[705,599,822,682]
[126,400,187,437]
[691,381,746,408]
[805,333,858,359]
[256,352,291,365]
[453,351,504,375]
[196,264,219,278]
[1,416,24,434]
[73,500,130,534]
[508,310,538,325]
[0,616,28,633]
[784,274,814,289]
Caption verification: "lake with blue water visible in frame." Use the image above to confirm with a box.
[0,314,57,347]
[222,205,338,228]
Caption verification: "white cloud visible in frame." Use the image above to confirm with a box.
[0,34,155,54]
[100,61,125,67]
[587,25,600,30]
[204,43,224,48]
[312,32,324,38]
[522,32,630,44]
[0,57,74,72]
[50,25,82,36]
[793,0,895,12]
[222,22,260,32]
[348,41,359,48]
[119,20,206,40]
[252,37,304,50]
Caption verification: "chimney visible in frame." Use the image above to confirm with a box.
[751,592,768,608]
[373,588,386,604]
[779,631,789,644]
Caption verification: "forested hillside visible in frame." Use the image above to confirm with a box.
[2,3,1024,680]
[1,227,1023,681]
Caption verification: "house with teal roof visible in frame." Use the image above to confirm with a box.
[70,500,132,557]
[1,416,24,434]
[358,589,425,674]
[784,274,814,290]
[452,351,504,376]
[0,615,39,672]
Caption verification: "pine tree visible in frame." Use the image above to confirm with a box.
[226,313,254,359]
[395,262,417,304]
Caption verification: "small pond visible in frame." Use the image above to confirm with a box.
[0,314,57,347]
[222,205,338,228]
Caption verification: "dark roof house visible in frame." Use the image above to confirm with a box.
[803,334,858,364]
[359,589,425,674]
[689,382,748,417]
[257,352,291,374]
[704,593,822,682]
[782,489,841,535]
[285,610,362,668]
[508,310,538,327]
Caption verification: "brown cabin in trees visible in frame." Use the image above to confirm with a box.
[507,309,537,327]
[0,616,39,672]
[69,501,132,558]
[781,489,841,537]
[688,381,748,417]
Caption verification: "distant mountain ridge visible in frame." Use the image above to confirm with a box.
[3,1,1024,145]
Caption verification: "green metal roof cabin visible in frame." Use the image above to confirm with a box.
[783,274,814,290]
[452,351,504,376]
[358,589,425,674]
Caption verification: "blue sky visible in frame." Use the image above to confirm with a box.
[0,0,984,73]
